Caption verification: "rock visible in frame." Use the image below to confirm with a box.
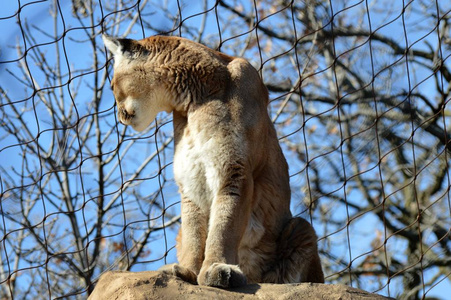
[88,271,393,300]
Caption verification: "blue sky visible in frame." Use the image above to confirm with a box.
[0,0,450,299]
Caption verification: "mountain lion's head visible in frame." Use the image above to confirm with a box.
[103,35,173,131]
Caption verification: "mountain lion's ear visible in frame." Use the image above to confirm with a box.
[102,34,146,62]
[102,34,123,56]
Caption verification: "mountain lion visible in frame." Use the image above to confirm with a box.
[103,34,324,288]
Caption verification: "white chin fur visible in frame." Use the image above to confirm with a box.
[123,96,166,132]
[131,119,152,132]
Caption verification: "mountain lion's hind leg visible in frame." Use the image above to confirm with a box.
[263,217,324,284]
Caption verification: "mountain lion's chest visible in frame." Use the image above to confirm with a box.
[173,127,225,212]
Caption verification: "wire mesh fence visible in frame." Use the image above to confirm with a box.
[0,0,450,299]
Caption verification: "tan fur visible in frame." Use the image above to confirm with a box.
[103,34,324,287]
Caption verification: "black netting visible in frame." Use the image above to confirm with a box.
[0,0,450,299]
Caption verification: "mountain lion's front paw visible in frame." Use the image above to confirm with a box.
[197,263,247,288]
[159,263,197,285]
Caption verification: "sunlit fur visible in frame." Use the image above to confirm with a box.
[103,34,324,287]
